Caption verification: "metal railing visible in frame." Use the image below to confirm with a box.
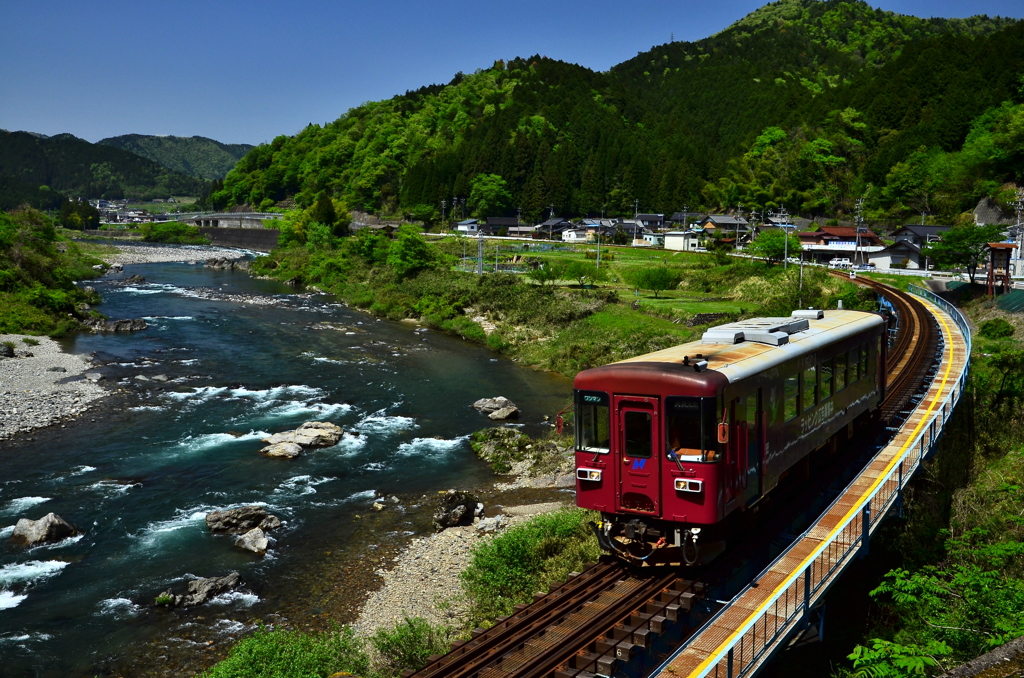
[655,287,971,678]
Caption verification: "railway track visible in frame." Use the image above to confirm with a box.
[408,277,939,678]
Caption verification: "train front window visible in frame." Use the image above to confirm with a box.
[666,397,715,461]
[623,411,652,458]
[575,391,610,453]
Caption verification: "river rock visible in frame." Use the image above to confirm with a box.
[234,528,269,555]
[122,274,146,284]
[262,421,342,448]
[0,344,13,358]
[477,515,506,533]
[84,372,104,382]
[432,490,484,531]
[261,441,303,458]
[472,396,517,414]
[157,572,243,608]
[151,374,169,382]
[488,406,520,421]
[10,513,77,546]
[206,505,282,533]
[82,318,149,332]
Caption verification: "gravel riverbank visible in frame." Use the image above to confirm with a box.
[98,243,248,266]
[351,500,567,636]
[0,334,108,440]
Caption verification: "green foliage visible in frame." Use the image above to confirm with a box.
[0,130,208,200]
[470,174,512,218]
[386,225,436,278]
[197,626,369,678]
[154,593,173,606]
[562,260,606,287]
[309,192,338,229]
[922,222,1004,283]
[525,260,565,286]
[748,229,802,264]
[138,221,210,245]
[0,208,103,336]
[460,508,601,624]
[305,221,334,251]
[979,318,1016,340]
[369,617,452,676]
[625,266,682,298]
[847,639,949,677]
[97,134,254,180]
[58,199,100,230]
[21,337,39,346]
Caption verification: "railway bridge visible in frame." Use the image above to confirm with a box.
[405,280,972,678]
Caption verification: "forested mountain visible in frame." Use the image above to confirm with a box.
[213,0,1023,225]
[0,130,209,201]
[98,134,254,180]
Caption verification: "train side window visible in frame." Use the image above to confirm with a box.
[849,347,860,382]
[861,342,869,377]
[802,365,817,412]
[821,359,833,399]
[784,372,799,422]
[576,391,610,453]
[836,353,847,391]
[623,411,652,458]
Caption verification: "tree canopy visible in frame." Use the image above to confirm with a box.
[922,221,1005,283]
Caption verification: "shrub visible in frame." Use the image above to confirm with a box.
[460,508,600,624]
[139,222,209,244]
[198,626,369,678]
[21,337,40,346]
[979,318,1015,340]
[369,617,452,676]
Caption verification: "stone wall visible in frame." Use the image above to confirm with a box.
[198,227,279,252]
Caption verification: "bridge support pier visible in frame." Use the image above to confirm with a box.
[859,506,871,559]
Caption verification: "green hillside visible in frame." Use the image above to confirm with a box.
[213,0,1021,225]
[98,134,254,180]
[0,130,209,201]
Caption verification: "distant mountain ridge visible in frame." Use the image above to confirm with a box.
[212,0,1021,223]
[0,130,209,202]
[98,134,254,180]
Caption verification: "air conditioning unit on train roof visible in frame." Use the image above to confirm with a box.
[702,316,811,346]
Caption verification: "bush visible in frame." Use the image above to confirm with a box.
[460,508,600,624]
[370,617,452,676]
[21,337,40,346]
[198,626,369,678]
[979,317,1015,340]
[139,221,209,244]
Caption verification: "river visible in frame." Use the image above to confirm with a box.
[0,255,570,677]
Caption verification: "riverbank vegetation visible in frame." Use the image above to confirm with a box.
[138,221,210,245]
[251,229,873,379]
[0,207,103,336]
[838,299,1024,676]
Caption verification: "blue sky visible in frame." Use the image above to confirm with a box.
[2,1,1022,146]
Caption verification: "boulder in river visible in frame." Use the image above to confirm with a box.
[82,318,148,332]
[234,528,269,555]
[261,441,303,458]
[206,505,281,533]
[262,421,342,449]
[0,343,13,359]
[10,513,77,546]
[488,406,519,421]
[432,490,484,532]
[156,572,243,608]
[472,396,517,414]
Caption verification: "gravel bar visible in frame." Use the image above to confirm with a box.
[100,243,248,266]
[0,334,108,440]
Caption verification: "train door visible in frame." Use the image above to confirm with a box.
[614,395,661,515]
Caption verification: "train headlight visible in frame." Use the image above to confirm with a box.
[675,478,703,493]
[576,468,602,482]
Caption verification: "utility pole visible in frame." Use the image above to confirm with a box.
[634,199,639,219]
[779,206,790,269]
[855,198,866,267]
[596,232,602,269]
[1012,189,1024,278]
[682,204,689,231]
[441,199,447,233]
[477,232,484,275]
[548,204,555,241]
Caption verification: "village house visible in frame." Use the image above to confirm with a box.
[796,226,885,265]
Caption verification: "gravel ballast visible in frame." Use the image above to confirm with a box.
[0,334,107,440]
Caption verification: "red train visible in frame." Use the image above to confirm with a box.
[573,309,886,565]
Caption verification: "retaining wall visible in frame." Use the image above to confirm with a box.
[198,227,279,252]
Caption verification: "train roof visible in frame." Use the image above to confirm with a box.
[612,310,883,384]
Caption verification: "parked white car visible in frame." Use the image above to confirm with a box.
[828,258,852,270]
